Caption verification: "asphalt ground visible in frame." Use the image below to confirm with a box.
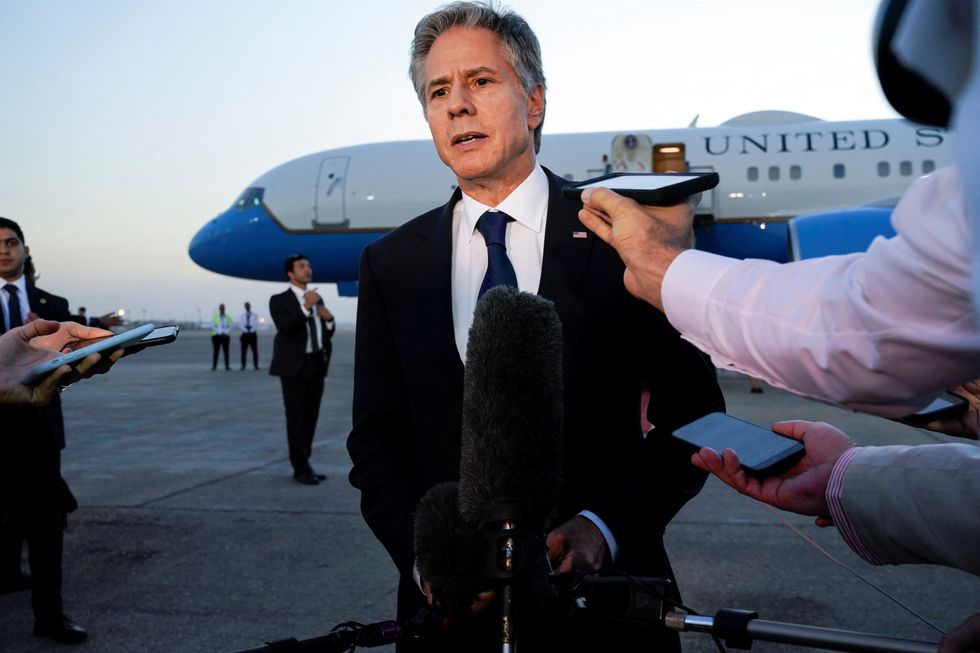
[0,328,976,653]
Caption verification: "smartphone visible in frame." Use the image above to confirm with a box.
[22,322,156,385]
[561,172,720,206]
[901,391,969,425]
[672,412,805,476]
[59,324,180,357]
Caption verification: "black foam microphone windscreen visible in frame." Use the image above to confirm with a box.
[458,286,564,526]
[414,482,484,614]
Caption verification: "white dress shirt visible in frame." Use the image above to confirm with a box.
[448,164,619,560]
[663,167,980,418]
[1,275,29,331]
[238,311,259,333]
[452,165,548,360]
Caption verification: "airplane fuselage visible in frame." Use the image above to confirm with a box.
[189,113,953,285]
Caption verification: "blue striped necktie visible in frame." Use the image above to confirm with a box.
[477,210,518,297]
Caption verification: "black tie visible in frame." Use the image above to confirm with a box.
[477,210,518,297]
[307,307,320,352]
[245,313,251,331]
[5,284,23,330]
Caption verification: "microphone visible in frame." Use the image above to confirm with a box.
[458,286,564,527]
[413,287,565,638]
[414,482,484,615]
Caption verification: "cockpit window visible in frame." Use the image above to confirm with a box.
[233,187,265,210]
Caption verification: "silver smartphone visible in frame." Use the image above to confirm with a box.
[21,323,156,385]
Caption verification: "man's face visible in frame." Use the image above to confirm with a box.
[423,27,544,194]
[288,258,313,285]
[219,304,226,314]
[0,228,28,282]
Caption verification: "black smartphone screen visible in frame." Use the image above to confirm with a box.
[672,412,804,476]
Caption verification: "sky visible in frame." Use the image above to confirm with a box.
[0,0,897,325]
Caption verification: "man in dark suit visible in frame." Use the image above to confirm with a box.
[269,254,335,486]
[0,217,88,644]
[347,4,724,651]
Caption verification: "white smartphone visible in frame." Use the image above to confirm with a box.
[562,172,720,206]
[60,324,180,358]
[22,322,155,385]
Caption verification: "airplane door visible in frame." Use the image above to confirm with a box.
[313,156,349,228]
[653,143,687,172]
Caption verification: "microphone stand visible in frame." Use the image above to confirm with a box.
[557,574,938,653]
[498,520,517,653]
[481,505,556,653]
[664,609,938,653]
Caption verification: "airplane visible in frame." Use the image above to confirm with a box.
[188,111,954,295]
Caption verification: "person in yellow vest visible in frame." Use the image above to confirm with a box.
[211,304,232,371]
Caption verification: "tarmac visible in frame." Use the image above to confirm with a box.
[0,328,977,653]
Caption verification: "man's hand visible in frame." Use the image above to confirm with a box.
[303,290,322,311]
[577,186,697,310]
[316,304,334,322]
[911,381,980,440]
[940,612,980,653]
[691,420,856,522]
[546,516,607,573]
[0,320,117,406]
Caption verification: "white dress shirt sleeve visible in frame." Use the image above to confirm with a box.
[663,167,980,418]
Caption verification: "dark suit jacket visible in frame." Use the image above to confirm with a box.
[348,169,725,615]
[0,284,73,530]
[0,285,70,449]
[268,289,334,378]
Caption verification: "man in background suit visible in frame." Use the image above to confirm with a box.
[238,301,260,370]
[269,254,335,486]
[346,4,724,650]
[0,216,88,644]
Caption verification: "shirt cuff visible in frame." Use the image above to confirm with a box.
[825,447,886,566]
[577,510,618,563]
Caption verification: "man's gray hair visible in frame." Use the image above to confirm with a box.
[409,1,547,153]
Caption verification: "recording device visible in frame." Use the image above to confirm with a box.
[414,286,564,650]
[21,322,156,385]
[562,172,720,206]
[671,412,805,476]
[900,391,969,425]
[60,324,180,357]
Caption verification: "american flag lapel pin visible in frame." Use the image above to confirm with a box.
[572,231,588,239]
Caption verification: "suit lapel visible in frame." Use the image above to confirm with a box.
[414,188,465,371]
[537,169,596,320]
[25,285,44,319]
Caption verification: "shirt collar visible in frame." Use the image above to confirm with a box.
[3,275,27,296]
[460,165,548,243]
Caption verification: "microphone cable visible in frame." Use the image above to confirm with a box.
[765,504,947,636]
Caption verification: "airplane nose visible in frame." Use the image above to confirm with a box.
[188,215,229,270]
[189,202,305,281]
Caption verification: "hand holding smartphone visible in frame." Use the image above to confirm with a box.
[672,412,805,476]
[22,324,180,385]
